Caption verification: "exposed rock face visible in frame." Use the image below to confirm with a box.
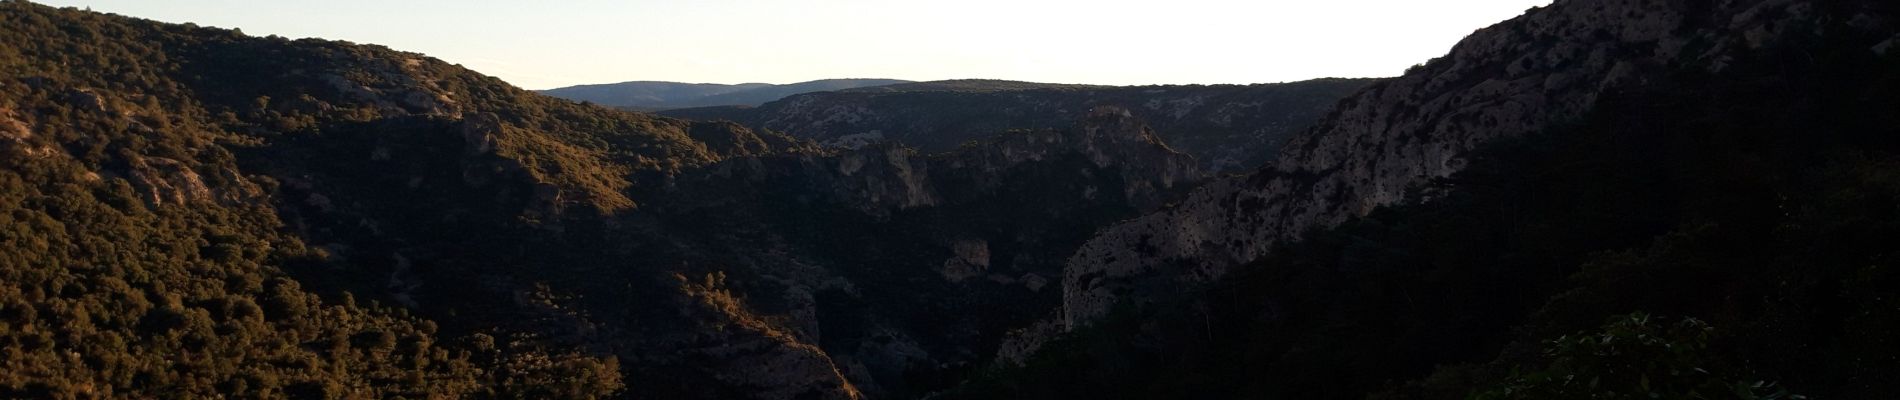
[668,274,864,400]
[663,79,1371,171]
[1019,273,1048,292]
[993,317,1064,366]
[126,157,213,206]
[935,107,1204,210]
[649,109,1206,397]
[526,182,564,218]
[940,239,992,282]
[675,107,1203,217]
[0,106,30,144]
[456,114,524,189]
[0,105,62,160]
[1876,34,1900,55]
[316,57,462,117]
[836,327,931,397]
[461,112,502,156]
[1057,0,1898,332]
[453,113,608,217]
[127,155,267,208]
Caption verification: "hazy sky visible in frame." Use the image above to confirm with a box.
[38,0,1552,90]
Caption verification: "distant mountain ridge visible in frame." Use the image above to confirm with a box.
[663,79,1374,171]
[837,79,1110,93]
[538,78,912,110]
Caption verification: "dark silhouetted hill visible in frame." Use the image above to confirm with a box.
[539,78,910,110]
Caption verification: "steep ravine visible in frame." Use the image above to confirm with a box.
[638,108,1206,398]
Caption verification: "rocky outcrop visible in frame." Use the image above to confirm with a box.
[454,112,624,216]
[315,57,462,117]
[939,239,992,282]
[0,105,64,160]
[943,107,1203,209]
[1876,33,1900,55]
[669,273,864,400]
[993,316,1064,366]
[456,114,529,193]
[117,154,266,208]
[670,107,1204,218]
[525,182,565,219]
[835,326,931,397]
[126,157,213,206]
[1057,0,1900,331]
[0,106,31,145]
[461,112,503,156]
[648,109,1207,396]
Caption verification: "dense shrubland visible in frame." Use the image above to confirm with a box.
[946,29,1900,400]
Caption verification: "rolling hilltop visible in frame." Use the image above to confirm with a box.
[665,79,1374,171]
[538,78,912,111]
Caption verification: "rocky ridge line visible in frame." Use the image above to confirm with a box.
[1058,0,1896,338]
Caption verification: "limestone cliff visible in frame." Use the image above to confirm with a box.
[1060,0,1899,330]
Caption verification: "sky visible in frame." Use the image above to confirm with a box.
[37,0,1553,90]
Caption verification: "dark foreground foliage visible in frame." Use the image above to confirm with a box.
[947,19,1900,400]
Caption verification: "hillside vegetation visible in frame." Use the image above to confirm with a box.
[0,1,811,396]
